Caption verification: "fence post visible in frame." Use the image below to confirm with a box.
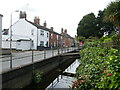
[67,47,68,52]
[44,49,46,59]
[32,50,34,70]
[58,47,59,55]
[57,76,59,82]
[10,53,12,69]
[52,48,54,56]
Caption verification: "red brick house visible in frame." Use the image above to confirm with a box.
[61,28,74,47]
[49,27,61,48]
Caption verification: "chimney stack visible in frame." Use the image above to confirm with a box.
[34,16,40,25]
[43,21,47,28]
[51,27,53,31]
[61,28,64,34]
[64,29,67,34]
[19,11,27,19]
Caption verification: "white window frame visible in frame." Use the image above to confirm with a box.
[31,29,34,35]
[40,41,44,46]
[47,32,49,38]
[40,30,44,36]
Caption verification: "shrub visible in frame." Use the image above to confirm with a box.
[72,42,120,89]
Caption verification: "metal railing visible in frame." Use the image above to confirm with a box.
[0,47,78,73]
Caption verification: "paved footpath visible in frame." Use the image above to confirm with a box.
[0,47,77,73]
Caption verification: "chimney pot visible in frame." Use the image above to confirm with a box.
[43,21,47,28]
[64,29,67,34]
[51,27,53,31]
[61,28,63,34]
[34,16,40,25]
[19,11,27,19]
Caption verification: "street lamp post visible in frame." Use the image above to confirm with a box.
[10,10,19,69]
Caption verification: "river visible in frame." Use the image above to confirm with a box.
[46,59,80,89]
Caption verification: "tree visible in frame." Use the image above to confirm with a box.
[77,11,116,38]
[77,13,98,38]
[104,1,120,38]
[96,10,115,36]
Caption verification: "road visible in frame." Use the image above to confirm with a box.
[0,47,77,73]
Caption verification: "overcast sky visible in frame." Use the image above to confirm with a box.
[0,0,115,37]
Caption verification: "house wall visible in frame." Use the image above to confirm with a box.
[16,41,31,50]
[49,32,60,48]
[49,33,53,48]
[37,29,49,47]
[53,33,57,47]
[0,15,2,36]
[12,19,37,50]
[49,33,52,48]
[58,35,62,47]
[2,40,16,49]
[0,15,3,55]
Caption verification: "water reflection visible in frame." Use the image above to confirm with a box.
[46,59,80,89]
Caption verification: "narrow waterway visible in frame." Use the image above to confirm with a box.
[46,59,80,89]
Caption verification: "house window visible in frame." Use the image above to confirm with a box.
[47,33,49,38]
[31,40,34,46]
[40,41,44,46]
[40,30,44,36]
[31,29,34,35]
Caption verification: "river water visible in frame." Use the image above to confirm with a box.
[46,59,80,89]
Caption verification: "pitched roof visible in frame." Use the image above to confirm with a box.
[26,19,74,38]
[26,20,50,32]
[61,33,74,39]
[26,19,62,36]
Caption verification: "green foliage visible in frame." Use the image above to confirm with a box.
[100,35,113,43]
[72,41,120,89]
[77,13,98,38]
[77,10,115,38]
[77,36,85,42]
[96,10,115,36]
[104,1,120,38]
[104,1,120,26]
[33,70,42,84]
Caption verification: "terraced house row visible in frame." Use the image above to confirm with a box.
[2,11,75,50]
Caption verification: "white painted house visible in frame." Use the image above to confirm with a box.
[12,11,49,50]
[0,14,3,37]
[0,14,3,54]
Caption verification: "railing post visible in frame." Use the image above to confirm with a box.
[57,76,59,82]
[10,53,12,69]
[32,50,33,63]
[32,50,34,70]
[58,47,59,55]
[67,47,69,52]
[52,82,54,88]
[44,49,46,59]
[52,48,54,56]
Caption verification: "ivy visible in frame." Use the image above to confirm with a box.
[72,42,120,89]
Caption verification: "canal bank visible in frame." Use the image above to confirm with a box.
[21,52,80,89]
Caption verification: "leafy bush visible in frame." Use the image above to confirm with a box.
[33,70,42,84]
[72,42,120,89]
[77,36,86,42]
